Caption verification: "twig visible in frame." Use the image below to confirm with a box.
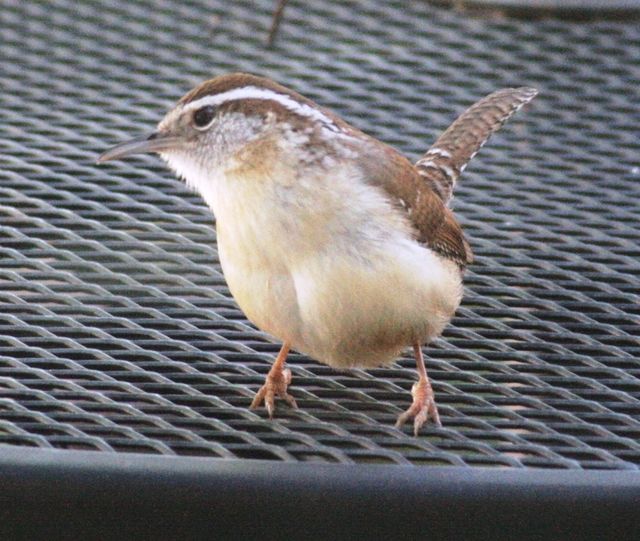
[267,0,289,47]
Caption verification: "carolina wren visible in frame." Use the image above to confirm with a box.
[98,73,536,435]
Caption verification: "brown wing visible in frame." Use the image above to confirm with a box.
[416,87,538,204]
[359,145,473,267]
[356,88,536,267]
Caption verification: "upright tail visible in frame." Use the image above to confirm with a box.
[415,87,538,204]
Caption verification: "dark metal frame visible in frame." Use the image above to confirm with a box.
[2,446,639,540]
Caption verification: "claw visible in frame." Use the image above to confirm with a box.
[395,379,441,436]
[250,344,297,418]
[395,344,441,436]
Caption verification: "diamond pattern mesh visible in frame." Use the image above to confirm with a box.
[1,0,639,469]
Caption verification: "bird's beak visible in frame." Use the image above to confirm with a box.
[97,131,181,163]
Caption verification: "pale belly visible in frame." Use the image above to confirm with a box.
[218,230,463,369]
[166,130,464,368]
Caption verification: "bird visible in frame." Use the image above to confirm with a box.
[98,73,537,435]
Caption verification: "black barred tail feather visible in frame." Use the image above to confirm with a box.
[416,87,538,204]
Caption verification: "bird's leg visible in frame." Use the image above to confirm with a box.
[250,342,297,418]
[395,344,441,436]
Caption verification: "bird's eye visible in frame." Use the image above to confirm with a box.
[192,106,216,129]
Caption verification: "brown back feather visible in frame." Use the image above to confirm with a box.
[360,146,473,267]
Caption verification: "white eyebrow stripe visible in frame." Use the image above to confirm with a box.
[183,86,342,132]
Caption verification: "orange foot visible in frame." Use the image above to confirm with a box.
[250,365,297,418]
[395,378,441,436]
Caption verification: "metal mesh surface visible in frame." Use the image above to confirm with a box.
[1,0,639,470]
